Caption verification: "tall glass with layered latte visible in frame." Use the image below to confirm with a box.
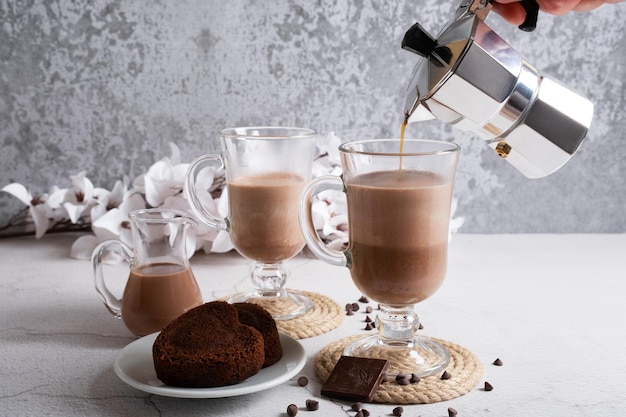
[299,139,459,376]
[186,127,317,320]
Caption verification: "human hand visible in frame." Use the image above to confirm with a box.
[493,0,625,26]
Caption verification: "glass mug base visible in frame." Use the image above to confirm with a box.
[227,289,312,321]
[343,333,450,378]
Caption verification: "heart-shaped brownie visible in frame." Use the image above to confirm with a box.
[152,301,265,388]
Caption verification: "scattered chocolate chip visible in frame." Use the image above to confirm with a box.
[392,406,404,416]
[448,407,458,416]
[394,373,410,385]
[364,323,374,330]
[365,306,373,313]
[364,315,372,322]
[441,370,452,380]
[377,304,381,310]
[305,399,319,411]
[410,373,420,384]
[418,323,424,330]
[287,403,298,416]
[297,376,309,386]
[351,302,360,312]
[355,411,364,417]
[359,296,369,303]
[397,376,410,386]
[484,381,494,391]
[493,358,503,366]
[351,402,362,411]
[345,303,353,312]
[321,356,389,402]
[346,309,354,316]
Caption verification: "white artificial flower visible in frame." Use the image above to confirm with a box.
[62,171,96,224]
[90,177,129,223]
[134,143,189,208]
[1,183,50,238]
[69,192,146,259]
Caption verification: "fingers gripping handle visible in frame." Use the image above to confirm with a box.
[298,175,348,267]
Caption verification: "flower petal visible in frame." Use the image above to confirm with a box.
[1,183,32,206]
[31,205,50,238]
[70,234,101,260]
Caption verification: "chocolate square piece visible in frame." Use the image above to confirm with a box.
[321,356,389,402]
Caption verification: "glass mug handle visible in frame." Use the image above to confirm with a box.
[91,240,134,318]
[299,175,348,267]
[185,154,229,231]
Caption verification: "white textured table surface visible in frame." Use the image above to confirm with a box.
[1,234,625,416]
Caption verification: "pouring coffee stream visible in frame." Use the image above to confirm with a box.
[400,0,594,178]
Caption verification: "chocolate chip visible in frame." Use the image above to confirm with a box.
[364,315,372,322]
[346,309,354,316]
[392,406,404,416]
[351,302,360,312]
[305,399,319,411]
[351,402,362,411]
[356,409,370,417]
[397,376,410,385]
[297,376,309,386]
[410,373,420,384]
[395,373,406,382]
[345,303,353,312]
[365,306,373,313]
[448,407,458,416]
[484,381,494,391]
[493,358,503,366]
[418,323,424,330]
[359,296,369,303]
[364,323,374,330]
[441,370,452,380]
[287,404,298,416]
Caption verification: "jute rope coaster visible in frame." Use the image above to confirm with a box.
[315,334,483,404]
[221,291,343,340]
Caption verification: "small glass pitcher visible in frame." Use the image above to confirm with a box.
[92,209,203,336]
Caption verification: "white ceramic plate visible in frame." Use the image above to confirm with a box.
[114,332,306,398]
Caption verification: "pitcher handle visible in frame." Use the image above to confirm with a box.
[299,175,348,267]
[185,154,229,231]
[92,240,134,318]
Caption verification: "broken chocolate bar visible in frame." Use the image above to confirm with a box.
[321,356,390,402]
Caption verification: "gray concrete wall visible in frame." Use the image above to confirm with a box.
[1,0,625,233]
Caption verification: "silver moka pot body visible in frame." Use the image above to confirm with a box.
[403,0,593,178]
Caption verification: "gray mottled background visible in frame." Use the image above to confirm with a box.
[1,0,625,233]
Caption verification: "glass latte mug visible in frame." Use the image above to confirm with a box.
[92,209,203,336]
[299,139,459,376]
[186,127,317,320]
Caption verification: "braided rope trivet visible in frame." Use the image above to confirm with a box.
[315,334,483,404]
[221,291,343,340]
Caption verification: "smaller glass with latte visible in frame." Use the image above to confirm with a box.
[186,127,317,321]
